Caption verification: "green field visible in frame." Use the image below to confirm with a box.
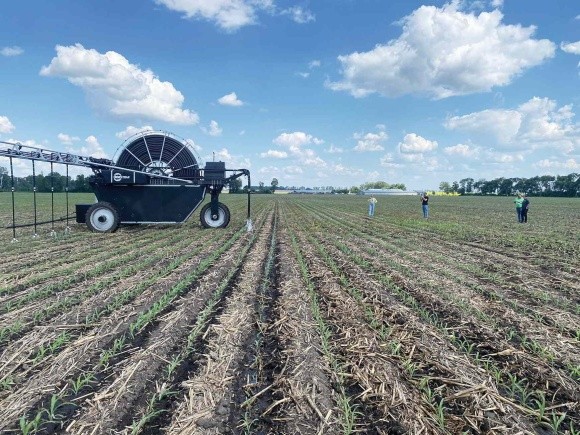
[0,193,578,434]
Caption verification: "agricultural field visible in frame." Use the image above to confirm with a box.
[0,192,578,434]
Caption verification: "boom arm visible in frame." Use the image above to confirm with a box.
[0,140,194,184]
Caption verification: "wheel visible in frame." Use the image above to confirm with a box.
[86,202,120,233]
[200,202,230,228]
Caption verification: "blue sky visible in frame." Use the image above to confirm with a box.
[0,0,578,190]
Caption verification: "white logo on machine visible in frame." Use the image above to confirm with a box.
[113,172,131,182]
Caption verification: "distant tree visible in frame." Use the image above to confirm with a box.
[451,181,459,193]
[228,178,242,194]
[497,178,513,196]
[72,174,92,192]
[350,186,361,194]
[439,181,451,193]
[360,181,407,190]
[0,166,7,189]
[538,175,555,194]
[270,177,278,192]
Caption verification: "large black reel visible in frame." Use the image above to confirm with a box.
[114,131,200,181]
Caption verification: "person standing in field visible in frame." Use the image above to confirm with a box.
[368,196,377,217]
[521,195,530,223]
[421,193,429,218]
[514,193,524,223]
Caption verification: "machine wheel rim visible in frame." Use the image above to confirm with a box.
[202,207,226,227]
[90,208,116,232]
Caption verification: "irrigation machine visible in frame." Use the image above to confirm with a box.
[0,131,251,240]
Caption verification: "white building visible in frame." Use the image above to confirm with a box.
[362,189,418,196]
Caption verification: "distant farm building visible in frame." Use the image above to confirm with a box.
[290,188,333,194]
[362,189,418,196]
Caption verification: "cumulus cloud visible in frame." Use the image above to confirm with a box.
[488,152,524,163]
[353,130,388,152]
[283,165,303,175]
[202,120,223,136]
[561,41,580,55]
[445,109,522,143]
[65,136,109,159]
[154,0,275,31]
[40,44,199,125]
[218,92,244,106]
[57,133,80,145]
[115,125,155,140]
[535,158,580,170]
[444,143,480,158]
[281,6,315,24]
[445,97,580,152]
[328,3,555,99]
[261,150,288,158]
[399,133,438,153]
[0,116,15,133]
[1,46,24,57]
[211,147,251,169]
[272,131,325,167]
[273,131,323,148]
[380,153,403,168]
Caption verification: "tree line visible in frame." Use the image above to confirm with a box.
[439,173,579,197]
[0,167,92,192]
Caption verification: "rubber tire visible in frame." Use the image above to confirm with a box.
[85,202,120,233]
[200,202,230,228]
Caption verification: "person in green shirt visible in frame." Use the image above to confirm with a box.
[514,193,524,223]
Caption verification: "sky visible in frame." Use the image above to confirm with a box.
[0,0,579,190]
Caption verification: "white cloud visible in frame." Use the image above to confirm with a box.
[561,41,580,55]
[0,116,15,133]
[490,0,503,7]
[1,46,24,57]
[328,3,555,99]
[281,6,315,24]
[202,120,223,136]
[326,144,344,154]
[272,131,326,167]
[297,60,321,78]
[380,153,403,168]
[66,135,109,159]
[399,133,438,153]
[535,158,580,170]
[445,97,579,151]
[283,165,303,175]
[218,92,244,106]
[57,133,80,145]
[488,152,524,163]
[40,44,199,125]
[154,0,274,31]
[445,109,522,143]
[517,97,577,145]
[444,143,480,158]
[273,131,323,148]
[115,125,155,140]
[353,130,387,152]
[184,138,202,152]
[261,150,288,158]
[211,147,251,169]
